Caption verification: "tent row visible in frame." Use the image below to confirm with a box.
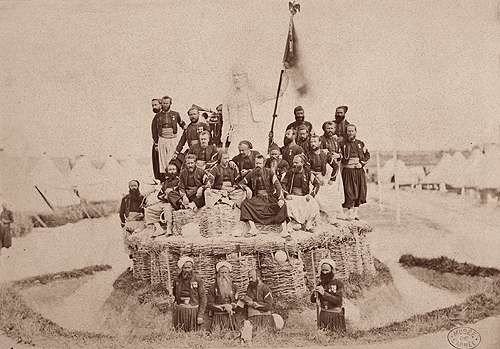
[0,154,155,214]
[422,145,500,190]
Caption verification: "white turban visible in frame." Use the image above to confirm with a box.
[319,258,336,271]
[177,256,194,269]
[216,260,232,272]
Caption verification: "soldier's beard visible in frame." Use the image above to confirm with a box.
[218,275,232,299]
[182,270,193,280]
[129,188,140,198]
[320,271,333,283]
[152,107,161,113]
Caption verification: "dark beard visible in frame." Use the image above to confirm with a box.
[283,138,292,146]
[335,115,344,122]
[348,135,356,141]
[293,165,303,173]
[310,145,319,151]
[129,188,140,198]
[152,107,161,113]
[248,280,258,288]
[182,270,193,280]
[320,271,333,284]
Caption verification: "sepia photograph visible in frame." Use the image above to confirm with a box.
[1,1,499,348]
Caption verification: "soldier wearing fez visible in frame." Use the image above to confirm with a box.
[311,258,346,333]
[172,256,207,331]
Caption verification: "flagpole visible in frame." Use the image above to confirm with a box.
[376,150,383,211]
[268,69,285,152]
[393,148,401,224]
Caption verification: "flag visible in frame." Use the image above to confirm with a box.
[282,1,308,96]
[283,16,297,69]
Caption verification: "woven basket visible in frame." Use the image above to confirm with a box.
[360,235,376,275]
[131,248,151,281]
[199,205,240,237]
[255,223,282,234]
[172,209,199,236]
[260,253,307,298]
[225,253,257,297]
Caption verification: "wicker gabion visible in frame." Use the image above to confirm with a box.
[126,218,375,300]
[172,209,200,236]
[199,205,240,237]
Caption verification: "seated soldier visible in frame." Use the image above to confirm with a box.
[230,140,260,180]
[188,130,218,171]
[281,128,304,167]
[307,135,337,181]
[239,155,288,238]
[296,124,312,154]
[167,154,211,210]
[207,261,239,332]
[142,163,179,236]
[173,256,207,332]
[240,268,275,332]
[205,150,246,208]
[265,143,289,180]
[172,107,210,159]
[311,259,346,333]
[119,180,145,232]
[282,154,321,231]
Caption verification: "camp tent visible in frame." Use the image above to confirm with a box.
[423,153,452,185]
[0,154,78,213]
[477,146,500,190]
[379,158,415,185]
[445,152,467,188]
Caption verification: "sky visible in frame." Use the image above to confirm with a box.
[1,0,499,157]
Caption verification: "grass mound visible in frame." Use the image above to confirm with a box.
[399,254,500,277]
[12,265,112,289]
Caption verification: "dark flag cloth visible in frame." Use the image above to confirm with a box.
[282,2,308,96]
[341,167,367,208]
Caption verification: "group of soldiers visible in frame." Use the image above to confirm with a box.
[118,95,371,336]
[169,255,345,336]
[119,97,370,237]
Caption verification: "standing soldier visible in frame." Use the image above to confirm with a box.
[333,106,351,143]
[172,256,207,331]
[153,96,185,181]
[340,124,370,220]
[311,259,346,333]
[150,98,163,180]
[208,104,224,148]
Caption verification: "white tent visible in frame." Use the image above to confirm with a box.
[379,158,415,185]
[445,152,466,188]
[459,148,484,189]
[0,154,77,213]
[423,153,452,185]
[477,147,500,190]
[29,156,80,207]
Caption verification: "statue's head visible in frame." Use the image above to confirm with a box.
[231,62,248,90]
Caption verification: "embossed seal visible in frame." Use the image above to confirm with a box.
[447,326,481,349]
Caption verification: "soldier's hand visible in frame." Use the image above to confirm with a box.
[229,161,237,169]
[278,199,285,208]
[305,194,312,202]
[316,285,325,295]
[197,317,204,325]
[154,144,158,151]
[245,188,253,199]
[196,187,204,198]
[181,195,190,206]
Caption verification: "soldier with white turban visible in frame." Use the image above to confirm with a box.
[207,261,239,332]
[310,259,346,333]
[172,256,207,331]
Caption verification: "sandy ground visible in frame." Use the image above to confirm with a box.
[1,184,500,347]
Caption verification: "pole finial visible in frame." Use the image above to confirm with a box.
[289,1,300,16]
